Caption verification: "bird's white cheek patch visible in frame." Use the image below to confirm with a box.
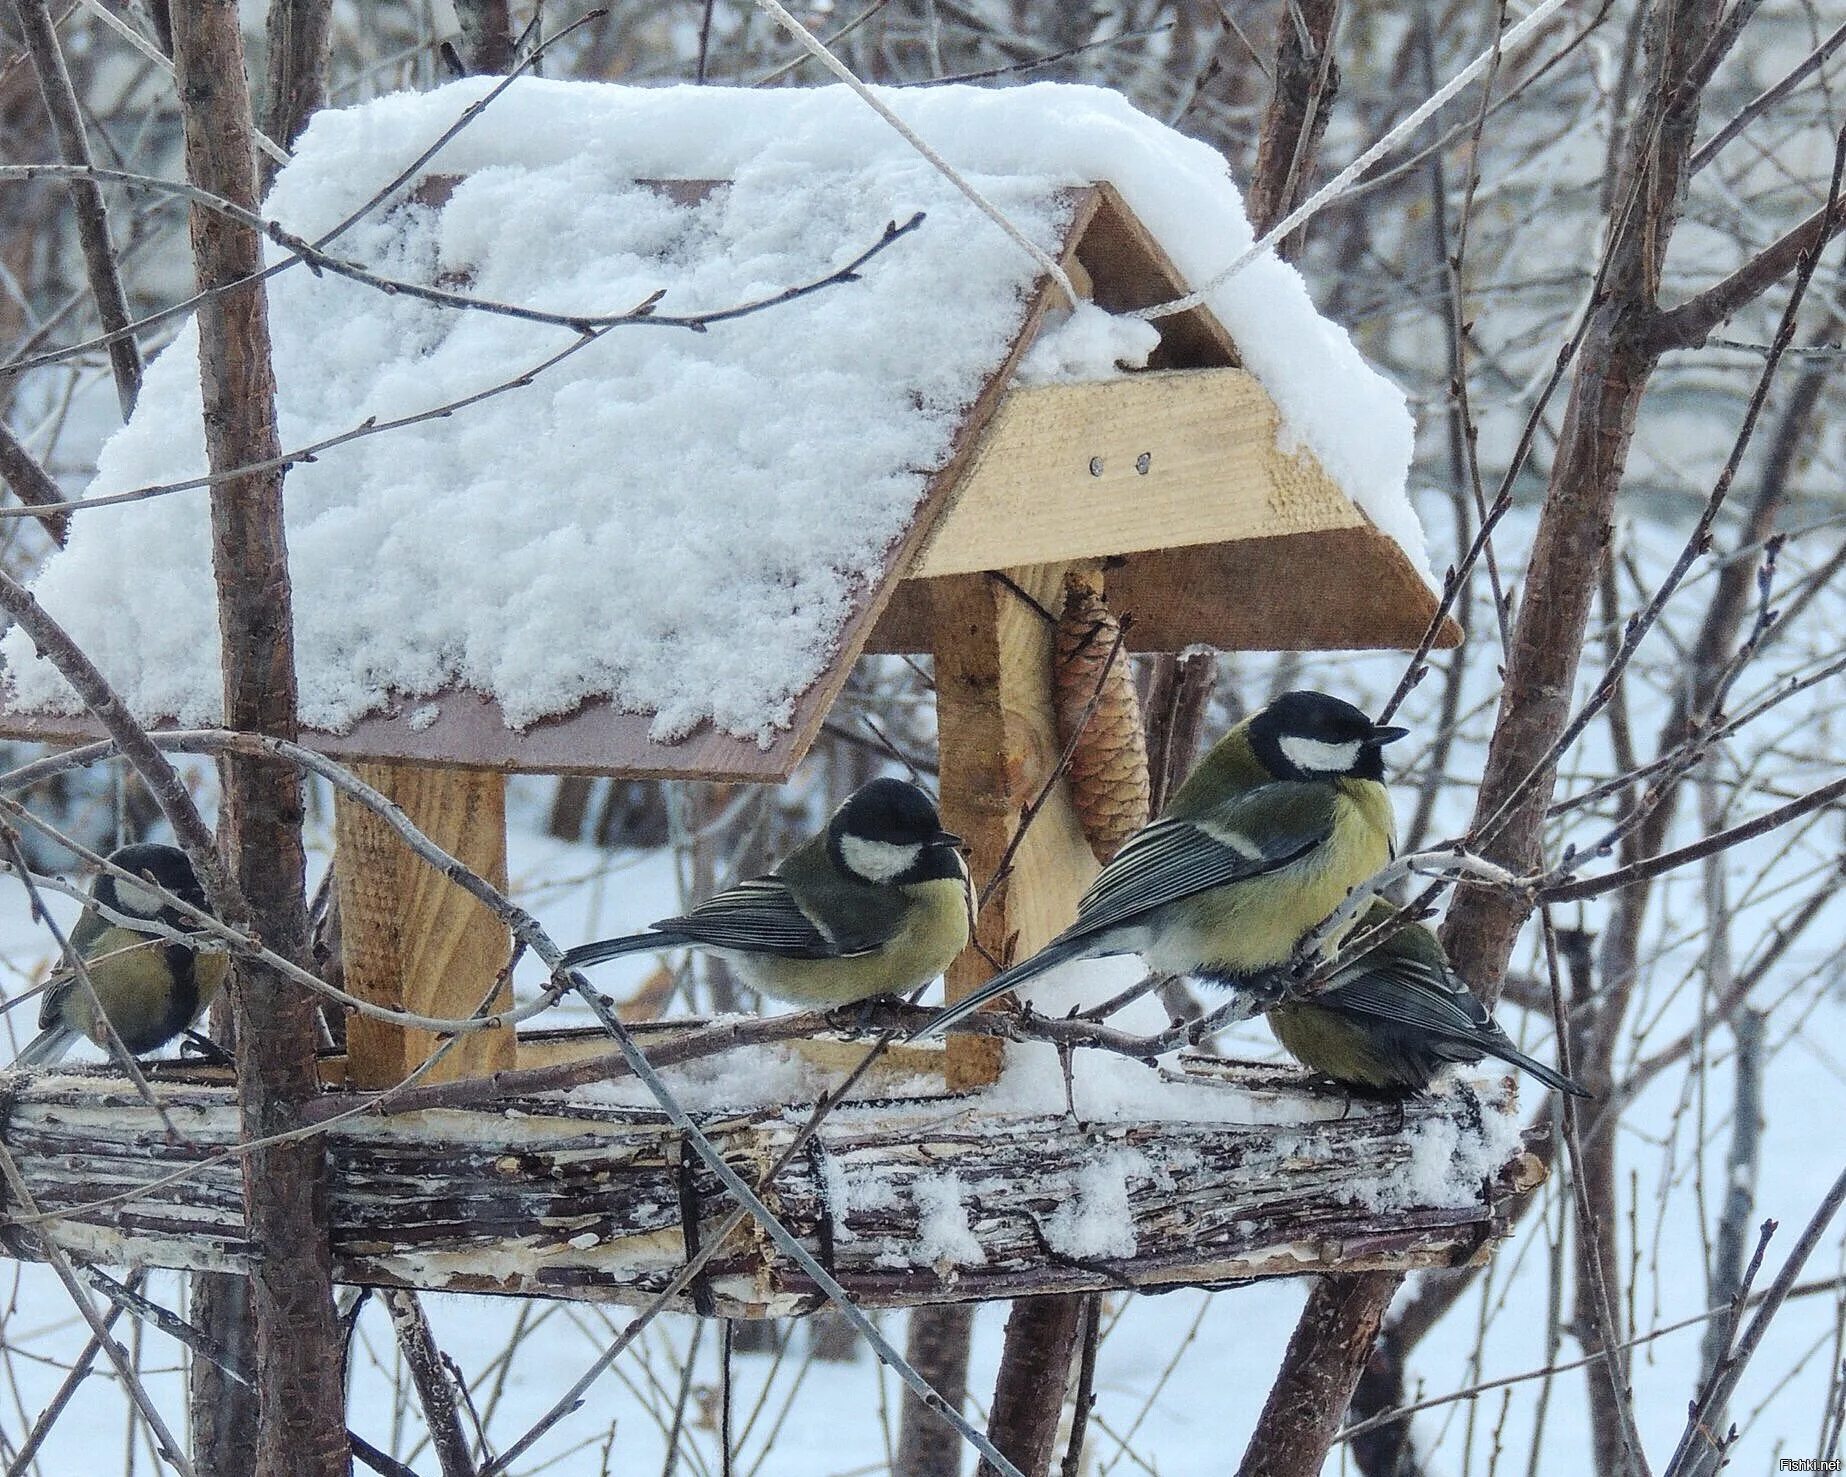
[113,878,164,918]
[1279,736,1363,774]
[839,835,922,883]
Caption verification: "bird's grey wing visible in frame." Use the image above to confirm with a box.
[1067,783,1336,942]
[1322,950,1495,1039]
[36,969,75,1031]
[657,876,884,959]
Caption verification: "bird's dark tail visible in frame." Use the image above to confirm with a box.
[561,930,690,972]
[1481,1033,1591,1098]
[907,934,1091,1041]
[13,1025,76,1068]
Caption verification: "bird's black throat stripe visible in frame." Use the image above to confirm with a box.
[150,941,201,1054]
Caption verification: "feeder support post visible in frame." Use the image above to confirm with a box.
[928,563,1098,1090]
[332,764,515,1088]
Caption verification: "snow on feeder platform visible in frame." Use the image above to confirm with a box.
[0,79,1491,1302]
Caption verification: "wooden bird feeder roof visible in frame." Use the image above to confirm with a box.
[0,178,1456,781]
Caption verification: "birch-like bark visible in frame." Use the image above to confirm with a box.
[168,4,346,1473]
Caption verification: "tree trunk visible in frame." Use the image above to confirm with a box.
[897,1304,977,1477]
[260,0,332,167]
[977,1295,1086,1477]
[169,5,347,1474]
[189,1273,259,1477]
[455,0,514,74]
[1238,3,1738,1473]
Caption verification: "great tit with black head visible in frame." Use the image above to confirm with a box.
[914,690,1406,1039]
[563,777,971,1008]
[1268,898,1589,1096]
[14,843,227,1067]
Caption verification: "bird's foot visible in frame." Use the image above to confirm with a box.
[179,1032,234,1067]
[830,995,898,1037]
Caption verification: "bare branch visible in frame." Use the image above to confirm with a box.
[170,3,344,1470]
[0,416,68,543]
[382,1289,478,1477]
[1541,774,1846,903]
[1649,125,1846,352]
[12,0,143,416]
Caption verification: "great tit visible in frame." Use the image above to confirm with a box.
[13,843,228,1067]
[915,690,1405,1038]
[1268,899,1589,1096]
[563,778,971,1008]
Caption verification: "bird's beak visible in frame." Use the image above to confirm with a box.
[933,829,965,850]
[1368,724,1410,746]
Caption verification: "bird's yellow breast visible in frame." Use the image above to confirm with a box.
[1170,779,1393,977]
[56,932,229,1054]
[1268,1001,1412,1090]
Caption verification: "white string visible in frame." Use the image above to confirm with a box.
[75,0,291,166]
[750,0,1080,305]
[1128,0,1576,320]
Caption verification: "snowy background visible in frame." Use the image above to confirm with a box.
[0,2,1841,1475]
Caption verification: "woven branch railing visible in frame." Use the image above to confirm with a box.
[0,1053,1541,1314]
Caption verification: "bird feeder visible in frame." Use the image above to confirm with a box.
[0,82,1488,1313]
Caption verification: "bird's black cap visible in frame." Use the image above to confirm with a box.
[1251,691,1409,781]
[832,777,959,848]
[97,843,210,917]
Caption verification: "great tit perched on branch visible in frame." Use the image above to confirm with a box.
[14,843,227,1067]
[563,778,971,1008]
[914,690,1406,1039]
[1269,898,1589,1096]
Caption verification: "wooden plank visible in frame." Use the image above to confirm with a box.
[0,691,817,781]
[875,524,1463,655]
[909,368,1363,579]
[1106,525,1464,651]
[333,763,515,1088]
[507,1024,947,1088]
[929,565,1099,1090]
[0,1069,1528,1313]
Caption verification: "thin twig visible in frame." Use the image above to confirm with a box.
[4,1269,138,1477]
[14,0,143,415]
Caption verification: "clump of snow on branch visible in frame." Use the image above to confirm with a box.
[6,79,1425,740]
[1345,1081,1526,1214]
[911,1172,986,1270]
[1045,1147,1151,1257]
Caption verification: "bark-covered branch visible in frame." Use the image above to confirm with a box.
[169,4,346,1473]
[11,0,143,417]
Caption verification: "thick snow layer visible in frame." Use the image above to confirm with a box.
[1045,1147,1150,1256]
[1015,301,1162,383]
[5,79,1424,740]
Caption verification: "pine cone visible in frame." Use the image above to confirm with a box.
[1054,570,1150,864]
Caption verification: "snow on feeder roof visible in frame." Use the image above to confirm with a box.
[0,79,1454,780]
